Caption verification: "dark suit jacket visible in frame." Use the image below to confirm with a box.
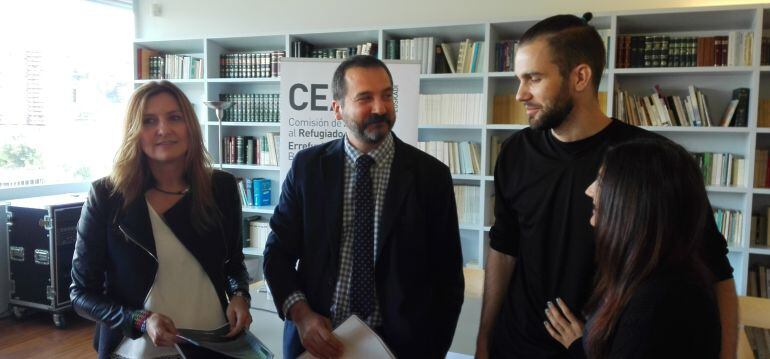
[70,170,250,359]
[263,134,464,359]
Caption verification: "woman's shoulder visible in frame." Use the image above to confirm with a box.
[91,175,113,190]
[89,176,118,200]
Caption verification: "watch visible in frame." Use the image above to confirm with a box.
[232,289,252,304]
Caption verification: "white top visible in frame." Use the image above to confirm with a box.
[114,201,227,358]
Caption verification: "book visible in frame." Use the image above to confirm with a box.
[719,99,740,127]
[456,39,470,74]
[175,324,273,359]
[759,99,770,127]
[243,215,261,247]
[418,141,481,175]
[236,178,249,206]
[426,37,436,74]
[248,219,270,252]
[441,43,457,74]
[731,88,750,127]
[137,48,159,80]
[252,178,271,206]
[434,46,450,74]
[298,315,394,359]
[687,85,703,126]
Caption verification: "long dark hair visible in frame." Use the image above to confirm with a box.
[584,138,713,358]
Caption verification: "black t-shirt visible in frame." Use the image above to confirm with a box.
[488,119,733,358]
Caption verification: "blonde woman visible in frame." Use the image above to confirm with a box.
[70,81,252,359]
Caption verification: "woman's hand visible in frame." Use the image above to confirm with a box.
[225,295,253,337]
[145,312,179,347]
[543,298,584,348]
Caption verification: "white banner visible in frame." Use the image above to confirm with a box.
[279,58,420,180]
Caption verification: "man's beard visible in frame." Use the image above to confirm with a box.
[346,113,393,144]
[529,87,574,131]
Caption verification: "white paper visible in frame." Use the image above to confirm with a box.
[298,315,395,359]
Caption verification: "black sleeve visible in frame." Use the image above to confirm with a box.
[263,161,305,319]
[427,163,465,357]
[604,289,661,358]
[488,137,520,256]
[700,202,733,281]
[218,173,250,297]
[567,338,587,359]
[70,182,143,339]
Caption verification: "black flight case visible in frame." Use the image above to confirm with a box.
[5,193,86,328]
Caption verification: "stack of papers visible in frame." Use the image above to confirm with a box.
[299,315,395,359]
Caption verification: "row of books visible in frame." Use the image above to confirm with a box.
[136,48,204,80]
[418,141,481,175]
[714,207,742,247]
[491,95,527,125]
[491,93,608,125]
[692,152,745,187]
[492,30,611,72]
[746,265,770,358]
[493,40,518,73]
[292,40,377,59]
[383,38,485,74]
[753,149,770,188]
[750,210,770,248]
[454,185,480,225]
[762,37,770,66]
[219,51,286,78]
[242,215,262,248]
[222,133,280,166]
[758,99,770,127]
[236,178,272,208]
[418,94,484,126]
[449,40,484,74]
[614,86,749,127]
[615,32,753,68]
[246,217,270,253]
[489,135,504,171]
[382,37,438,74]
[219,93,280,123]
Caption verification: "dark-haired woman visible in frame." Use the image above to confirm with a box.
[70,81,252,359]
[544,138,721,358]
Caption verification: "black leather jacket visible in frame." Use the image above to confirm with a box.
[70,170,250,358]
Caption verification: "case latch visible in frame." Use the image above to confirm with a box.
[34,249,50,265]
[9,246,24,262]
[39,215,52,230]
[4,207,11,228]
[46,285,55,303]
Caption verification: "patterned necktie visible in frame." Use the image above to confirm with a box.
[350,154,375,319]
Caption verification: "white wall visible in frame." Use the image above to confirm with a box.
[135,0,770,39]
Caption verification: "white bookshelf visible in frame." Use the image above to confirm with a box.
[134,4,770,295]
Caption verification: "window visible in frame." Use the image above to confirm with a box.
[0,0,133,189]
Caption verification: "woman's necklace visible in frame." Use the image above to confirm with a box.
[153,186,190,195]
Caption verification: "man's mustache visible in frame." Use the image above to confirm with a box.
[364,114,390,127]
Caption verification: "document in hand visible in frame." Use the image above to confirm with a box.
[298,315,395,359]
[174,324,274,359]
